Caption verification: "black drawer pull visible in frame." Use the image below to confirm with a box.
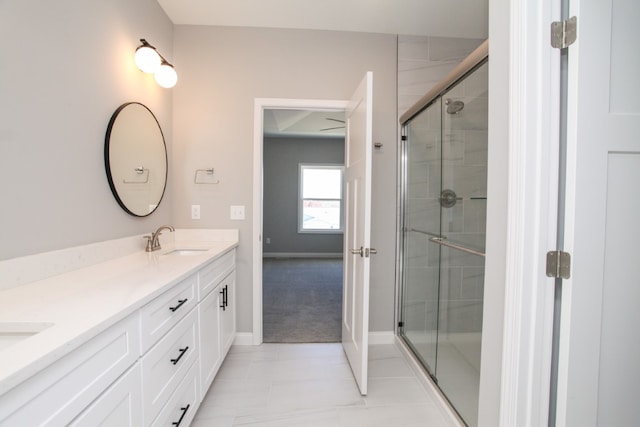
[219,285,228,311]
[170,346,189,365]
[171,404,190,426]
[169,298,188,312]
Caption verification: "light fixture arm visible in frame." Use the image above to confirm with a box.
[135,38,177,88]
[137,39,174,67]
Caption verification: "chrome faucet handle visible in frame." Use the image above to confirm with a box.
[143,235,154,252]
[148,225,175,252]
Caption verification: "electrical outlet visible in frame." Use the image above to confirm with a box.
[230,205,245,220]
[266,237,271,244]
[191,204,201,220]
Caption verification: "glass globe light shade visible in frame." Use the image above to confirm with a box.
[134,46,161,73]
[155,63,178,88]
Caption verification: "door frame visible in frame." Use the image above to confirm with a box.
[252,98,348,345]
[481,0,563,424]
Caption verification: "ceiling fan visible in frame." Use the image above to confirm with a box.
[320,118,345,132]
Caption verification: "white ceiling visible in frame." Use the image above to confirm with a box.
[263,109,346,139]
[156,0,488,39]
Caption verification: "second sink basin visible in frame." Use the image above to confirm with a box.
[0,322,54,351]
[162,248,209,256]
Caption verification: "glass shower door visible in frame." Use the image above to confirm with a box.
[400,98,442,374]
[434,60,488,427]
[400,59,488,427]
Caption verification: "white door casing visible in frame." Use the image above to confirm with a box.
[557,0,640,425]
[342,72,373,396]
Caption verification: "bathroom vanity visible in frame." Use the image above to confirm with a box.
[0,229,238,426]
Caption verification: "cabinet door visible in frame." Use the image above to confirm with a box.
[198,285,222,398]
[220,272,236,355]
[69,363,142,427]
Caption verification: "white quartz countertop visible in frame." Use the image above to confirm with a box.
[0,229,239,396]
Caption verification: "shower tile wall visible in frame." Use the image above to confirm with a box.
[398,36,485,117]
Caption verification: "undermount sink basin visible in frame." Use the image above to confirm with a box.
[162,248,209,256]
[0,322,54,351]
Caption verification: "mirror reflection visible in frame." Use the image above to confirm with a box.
[104,102,167,217]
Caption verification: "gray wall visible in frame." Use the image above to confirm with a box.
[0,0,174,260]
[263,137,344,255]
[172,26,399,334]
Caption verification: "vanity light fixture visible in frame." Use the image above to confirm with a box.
[134,39,177,88]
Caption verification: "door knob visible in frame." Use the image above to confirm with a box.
[351,247,377,257]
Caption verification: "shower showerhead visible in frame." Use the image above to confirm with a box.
[445,99,465,114]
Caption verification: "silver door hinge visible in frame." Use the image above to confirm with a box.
[546,250,571,279]
[551,16,577,49]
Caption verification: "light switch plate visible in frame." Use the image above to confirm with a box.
[230,205,245,220]
[191,204,201,220]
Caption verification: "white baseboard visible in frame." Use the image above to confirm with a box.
[233,331,395,346]
[368,331,396,345]
[233,333,254,346]
[263,252,343,259]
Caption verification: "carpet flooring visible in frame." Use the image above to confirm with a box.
[262,258,343,343]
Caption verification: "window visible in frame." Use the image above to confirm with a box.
[299,164,344,233]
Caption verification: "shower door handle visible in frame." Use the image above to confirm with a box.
[351,246,364,257]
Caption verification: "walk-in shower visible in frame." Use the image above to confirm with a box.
[398,41,488,427]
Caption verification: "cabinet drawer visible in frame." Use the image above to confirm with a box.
[141,308,197,425]
[198,250,235,300]
[150,362,198,427]
[140,274,197,353]
[69,363,143,427]
[0,314,139,426]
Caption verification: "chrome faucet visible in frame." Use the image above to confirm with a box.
[145,225,175,252]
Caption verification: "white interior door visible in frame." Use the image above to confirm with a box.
[342,72,373,395]
[557,0,640,425]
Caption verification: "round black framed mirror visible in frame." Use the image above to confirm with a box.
[104,102,168,217]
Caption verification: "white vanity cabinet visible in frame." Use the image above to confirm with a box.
[0,243,237,427]
[197,249,236,398]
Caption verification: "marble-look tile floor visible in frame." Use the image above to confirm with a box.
[192,343,458,427]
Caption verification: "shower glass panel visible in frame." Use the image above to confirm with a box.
[400,56,488,427]
[401,97,442,374]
